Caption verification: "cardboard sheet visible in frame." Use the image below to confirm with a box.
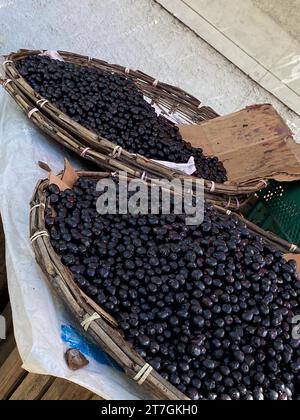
[179,104,300,183]
[47,159,79,191]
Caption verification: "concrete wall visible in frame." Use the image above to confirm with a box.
[0,0,299,138]
[254,0,300,40]
[157,0,300,117]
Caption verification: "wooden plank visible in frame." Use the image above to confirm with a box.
[9,374,54,400]
[40,378,70,400]
[89,394,104,400]
[0,348,27,400]
[0,303,16,367]
[58,383,95,400]
[1,303,13,336]
[0,219,8,312]
[41,377,94,400]
[0,333,16,369]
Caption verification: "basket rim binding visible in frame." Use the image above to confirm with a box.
[30,170,299,400]
[1,49,269,210]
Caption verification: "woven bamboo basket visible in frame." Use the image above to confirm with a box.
[30,169,300,401]
[2,49,268,210]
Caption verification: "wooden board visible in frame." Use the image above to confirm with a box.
[41,378,96,401]
[0,303,16,367]
[9,374,54,400]
[0,218,7,312]
[57,382,96,401]
[0,348,27,400]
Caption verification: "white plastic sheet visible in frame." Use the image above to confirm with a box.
[152,156,196,176]
[39,50,65,62]
[0,88,149,400]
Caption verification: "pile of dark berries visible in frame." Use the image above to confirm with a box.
[45,177,300,400]
[17,55,227,183]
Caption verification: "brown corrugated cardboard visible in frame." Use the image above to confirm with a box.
[179,104,300,183]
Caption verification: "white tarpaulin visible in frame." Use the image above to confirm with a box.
[0,88,149,400]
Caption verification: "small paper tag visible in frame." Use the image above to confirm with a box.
[48,172,70,191]
[62,158,79,188]
[152,156,197,176]
[39,50,64,62]
[143,96,188,124]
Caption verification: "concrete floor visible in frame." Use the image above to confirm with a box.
[0,0,299,138]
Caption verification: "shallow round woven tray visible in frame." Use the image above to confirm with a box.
[30,170,299,401]
[2,49,268,210]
